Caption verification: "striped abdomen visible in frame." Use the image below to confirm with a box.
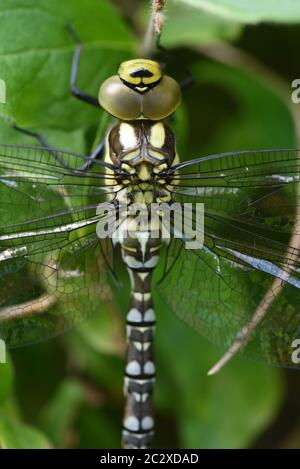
[121,227,161,449]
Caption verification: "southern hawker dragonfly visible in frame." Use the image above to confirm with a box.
[0,29,300,449]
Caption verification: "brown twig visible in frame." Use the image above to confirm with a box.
[0,293,57,321]
[152,0,165,34]
[140,0,166,56]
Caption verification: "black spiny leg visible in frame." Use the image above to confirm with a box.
[66,24,100,107]
[12,124,105,172]
[80,139,105,171]
[156,33,194,91]
[12,124,72,170]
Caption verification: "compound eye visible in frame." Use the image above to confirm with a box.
[142,76,182,120]
[98,76,142,120]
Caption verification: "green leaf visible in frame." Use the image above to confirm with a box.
[177,0,300,24]
[71,296,124,357]
[76,407,121,449]
[186,60,295,158]
[0,0,135,151]
[65,319,124,393]
[179,353,283,448]
[162,0,242,46]
[39,379,86,447]
[0,356,14,404]
[0,419,50,448]
[154,296,284,448]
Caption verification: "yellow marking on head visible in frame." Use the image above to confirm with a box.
[118,59,162,90]
[119,123,138,149]
[149,122,165,148]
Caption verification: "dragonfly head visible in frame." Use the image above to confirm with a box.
[118,59,162,93]
[98,59,181,120]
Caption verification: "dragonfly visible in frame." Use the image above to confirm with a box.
[0,27,300,449]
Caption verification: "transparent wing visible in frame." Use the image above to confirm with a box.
[157,148,300,368]
[0,144,118,348]
[169,148,300,188]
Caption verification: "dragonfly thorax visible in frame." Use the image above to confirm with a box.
[105,120,179,205]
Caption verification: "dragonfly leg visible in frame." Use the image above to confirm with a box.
[13,124,51,148]
[66,24,100,108]
[12,124,74,170]
[79,139,105,172]
[12,123,105,172]
[156,33,194,91]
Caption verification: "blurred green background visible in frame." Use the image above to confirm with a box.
[0,0,300,449]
